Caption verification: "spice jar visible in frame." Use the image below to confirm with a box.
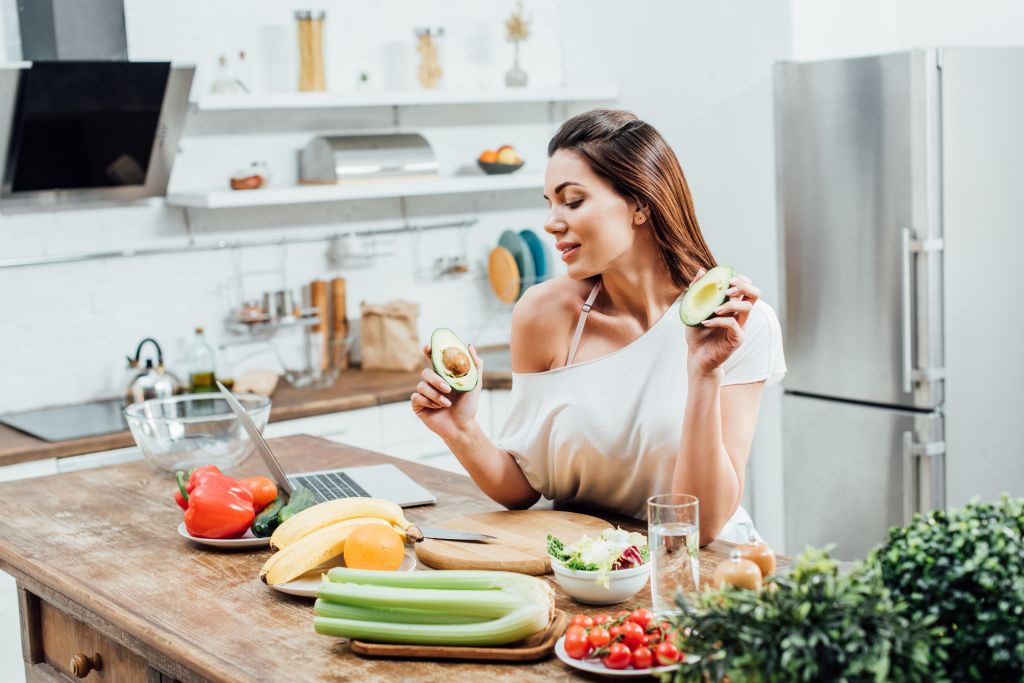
[295,10,326,91]
[414,27,444,89]
[713,549,763,591]
[735,522,776,579]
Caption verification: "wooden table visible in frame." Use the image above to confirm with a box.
[0,435,741,683]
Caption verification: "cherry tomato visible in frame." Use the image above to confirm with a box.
[654,641,682,666]
[565,625,586,639]
[627,608,654,629]
[570,614,594,629]
[239,476,277,512]
[593,613,612,626]
[564,628,591,659]
[620,621,645,650]
[588,626,611,649]
[614,610,632,622]
[608,624,624,642]
[631,646,653,670]
[602,642,631,670]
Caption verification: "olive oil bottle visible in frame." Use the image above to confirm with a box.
[184,327,217,393]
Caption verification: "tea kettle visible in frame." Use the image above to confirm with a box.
[124,338,183,405]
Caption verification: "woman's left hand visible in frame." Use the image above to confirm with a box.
[685,269,761,377]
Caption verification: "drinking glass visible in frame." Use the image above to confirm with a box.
[648,494,700,615]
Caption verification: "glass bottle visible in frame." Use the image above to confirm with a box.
[185,327,217,392]
[211,55,240,94]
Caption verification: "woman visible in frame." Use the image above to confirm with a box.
[411,109,785,544]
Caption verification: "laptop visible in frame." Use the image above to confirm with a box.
[284,463,436,507]
[215,382,437,508]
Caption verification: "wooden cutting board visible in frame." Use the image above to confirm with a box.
[414,510,611,575]
[350,609,567,662]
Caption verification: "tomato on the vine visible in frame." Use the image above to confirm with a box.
[608,624,624,642]
[588,626,611,649]
[620,621,645,650]
[593,613,612,626]
[627,608,654,629]
[654,641,682,665]
[570,614,594,629]
[614,610,632,621]
[631,646,653,670]
[564,628,591,660]
[602,642,631,670]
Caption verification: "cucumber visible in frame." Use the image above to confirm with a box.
[252,495,286,537]
[277,486,316,523]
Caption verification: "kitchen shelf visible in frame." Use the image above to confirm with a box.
[166,173,544,209]
[193,86,618,111]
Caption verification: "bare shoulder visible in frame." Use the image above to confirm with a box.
[510,276,593,373]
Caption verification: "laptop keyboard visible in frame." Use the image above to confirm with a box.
[289,472,370,503]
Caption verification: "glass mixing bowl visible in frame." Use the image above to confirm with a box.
[124,393,271,475]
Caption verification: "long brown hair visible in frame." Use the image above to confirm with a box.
[547,109,715,289]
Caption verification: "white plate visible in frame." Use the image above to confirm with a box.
[177,522,271,549]
[554,636,696,678]
[270,547,418,598]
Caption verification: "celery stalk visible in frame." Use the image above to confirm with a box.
[317,582,526,618]
[313,605,549,645]
[324,567,554,607]
[313,599,487,625]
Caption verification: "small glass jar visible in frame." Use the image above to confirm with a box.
[295,10,326,91]
[413,27,444,89]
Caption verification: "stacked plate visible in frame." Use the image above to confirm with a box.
[488,229,550,304]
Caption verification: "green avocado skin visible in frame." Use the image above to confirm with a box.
[429,328,479,393]
[680,265,735,326]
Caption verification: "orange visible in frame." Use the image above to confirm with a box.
[343,523,405,571]
[479,149,498,163]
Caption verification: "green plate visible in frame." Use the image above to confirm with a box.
[518,229,548,283]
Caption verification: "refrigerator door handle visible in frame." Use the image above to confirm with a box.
[901,228,946,393]
[902,430,947,525]
[900,228,914,394]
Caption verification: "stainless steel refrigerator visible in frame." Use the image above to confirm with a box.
[774,48,1024,561]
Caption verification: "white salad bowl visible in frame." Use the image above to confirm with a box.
[550,560,651,605]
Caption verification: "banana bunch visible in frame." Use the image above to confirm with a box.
[260,497,423,586]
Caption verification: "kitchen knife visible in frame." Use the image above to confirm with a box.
[416,526,496,542]
[216,381,294,497]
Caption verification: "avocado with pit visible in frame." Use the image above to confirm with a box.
[430,328,479,392]
[679,265,735,326]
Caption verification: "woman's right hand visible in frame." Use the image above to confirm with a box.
[410,343,483,440]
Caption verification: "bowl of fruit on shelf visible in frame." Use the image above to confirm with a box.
[547,528,651,605]
[477,145,524,174]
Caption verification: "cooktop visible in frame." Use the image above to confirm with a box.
[0,399,127,442]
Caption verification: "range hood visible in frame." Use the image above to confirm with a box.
[0,60,194,209]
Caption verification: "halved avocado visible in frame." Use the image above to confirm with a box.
[430,328,478,392]
[680,265,735,326]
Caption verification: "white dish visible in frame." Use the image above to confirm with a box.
[270,547,418,598]
[554,636,695,677]
[550,560,651,605]
[177,522,270,549]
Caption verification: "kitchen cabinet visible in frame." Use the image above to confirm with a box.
[263,405,382,451]
[0,458,57,483]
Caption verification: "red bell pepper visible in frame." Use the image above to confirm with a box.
[178,471,255,539]
[174,466,252,511]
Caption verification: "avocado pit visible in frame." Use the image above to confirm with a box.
[441,347,471,378]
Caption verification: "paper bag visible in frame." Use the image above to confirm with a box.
[359,300,421,372]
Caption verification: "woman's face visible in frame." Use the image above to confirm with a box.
[543,149,640,280]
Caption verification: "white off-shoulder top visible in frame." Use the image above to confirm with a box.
[495,294,787,542]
